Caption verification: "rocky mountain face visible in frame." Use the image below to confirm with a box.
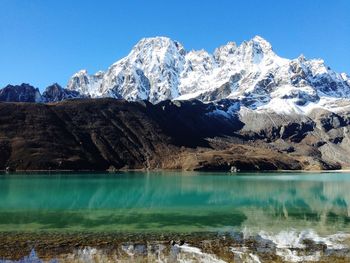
[67,36,350,115]
[0,98,349,171]
[0,99,242,171]
[0,83,85,103]
[0,84,42,102]
[42,83,85,102]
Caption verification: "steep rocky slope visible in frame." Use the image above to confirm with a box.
[0,84,42,102]
[0,98,348,171]
[42,83,85,102]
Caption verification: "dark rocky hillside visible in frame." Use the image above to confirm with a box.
[0,98,348,171]
[42,83,84,102]
[0,84,42,102]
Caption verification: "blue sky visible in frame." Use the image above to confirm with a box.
[0,0,349,90]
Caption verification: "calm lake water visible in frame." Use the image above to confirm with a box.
[1,171,350,235]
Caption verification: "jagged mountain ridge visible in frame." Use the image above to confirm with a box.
[0,83,86,103]
[0,36,349,115]
[67,36,350,114]
[42,83,86,102]
[0,84,42,103]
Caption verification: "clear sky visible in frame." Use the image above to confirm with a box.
[0,0,349,90]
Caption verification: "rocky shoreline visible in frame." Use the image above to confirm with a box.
[0,231,349,262]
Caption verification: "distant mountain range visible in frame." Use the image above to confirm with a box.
[0,83,84,103]
[66,36,350,115]
[1,36,350,171]
[1,36,349,115]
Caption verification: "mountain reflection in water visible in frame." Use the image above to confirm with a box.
[0,172,349,234]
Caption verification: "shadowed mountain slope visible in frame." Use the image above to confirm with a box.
[0,98,348,171]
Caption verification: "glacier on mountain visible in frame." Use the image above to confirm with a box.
[67,36,350,114]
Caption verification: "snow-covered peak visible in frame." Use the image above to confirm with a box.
[341,73,349,81]
[125,36,187,71]
[73,69,88,77]
[297,54,307,63]
[67,69,104,96]
[214,36,274,65]
[214,42,237,65]
[94,36,188,103]
[234,36,282,67]
[66,36,350,114]
[184,49,216,72]
[128,36,186,57]
[251,35,273,53]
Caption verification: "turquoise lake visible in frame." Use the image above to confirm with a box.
[0,171,350,234]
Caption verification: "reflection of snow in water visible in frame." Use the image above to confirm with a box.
[0,245,225,263]
[252,229,350,262]
[230,246,262,263]
[122,242,226,263]
[174,244,226,263]
[0,249,57,263]
[1,230,350,263]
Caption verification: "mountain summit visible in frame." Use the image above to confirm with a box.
[1,37,350,170]
[66,36,350,114]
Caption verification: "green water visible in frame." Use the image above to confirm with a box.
[0,171,350,234]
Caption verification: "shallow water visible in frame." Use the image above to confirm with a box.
[1,171,350,234]
[1,171,350,262]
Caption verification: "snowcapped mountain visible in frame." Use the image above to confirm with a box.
[67,37,186,103]
[67,36,350,114]
[67,70,104,97]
